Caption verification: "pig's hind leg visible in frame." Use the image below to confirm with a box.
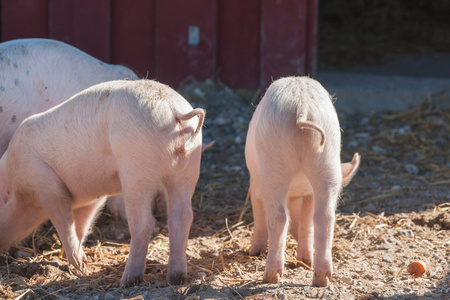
[166,185,194,285]
[308,163,341,287]
[120,177,157,286]
[258,172,291,284]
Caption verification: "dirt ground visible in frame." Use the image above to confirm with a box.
[0,80,449,300]
[1,1,450,299]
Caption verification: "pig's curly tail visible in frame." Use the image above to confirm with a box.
[296,120,325,152]
[177,108,206,151]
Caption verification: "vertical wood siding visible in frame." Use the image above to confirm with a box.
[0,0,317,88]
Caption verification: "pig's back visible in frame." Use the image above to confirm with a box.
[0,38,138,114]
[247,77,341,172]
[0,39,138,155]
[257,77,340,146]
[28,80,181,158]
[11,80,185,199]
[262,77,337,125]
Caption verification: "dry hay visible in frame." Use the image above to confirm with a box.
[0,81,449,299]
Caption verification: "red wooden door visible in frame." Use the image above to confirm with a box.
[218,0,261,88]
[1,0,48,40]
[155,0,218,87]
[261,0,308,87]
[111,0,156,78]
[49,0,110,62]
[0,0,318,89]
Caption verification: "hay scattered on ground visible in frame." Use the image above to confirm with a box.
[1,81,449,299]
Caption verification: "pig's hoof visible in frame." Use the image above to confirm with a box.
[312,271,331,287]
[120,275,143,287]
[168,271,187,285]
[263,269,282,283]
[297,257,312,268]
[249,245,266,257]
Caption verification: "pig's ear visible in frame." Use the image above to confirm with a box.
[341,153,361,187]
[202,140,215,152]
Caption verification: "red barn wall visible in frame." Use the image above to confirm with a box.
[0,0,318,89]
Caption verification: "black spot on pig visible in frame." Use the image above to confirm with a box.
[14,79,19,86]
[99,90,111,102]
[13,62,18,68]
[0,86,5,91]
[0,106,2,112]
[20,45,28,56]
[11,115,16,123]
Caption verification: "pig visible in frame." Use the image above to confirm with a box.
[0,79,205,286]
[0,38,139,220]
[245,76,360,287]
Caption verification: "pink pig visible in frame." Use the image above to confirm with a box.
[0,79,205,286]
[245,77,360,287]
[0,38,139,220]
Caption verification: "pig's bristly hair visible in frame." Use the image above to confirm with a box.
[176,108,206,151]
[296,120,325,153]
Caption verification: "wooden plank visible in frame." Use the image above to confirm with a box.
[155,0,218,87]
[305,0,318,75]
[218,0,260,88]
[261,0,307,88]
[1,0,48,41]
[111,0,155,78]
[49,0,110,62]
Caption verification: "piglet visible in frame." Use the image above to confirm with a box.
[0,79,205,286]
[245,77,360,287]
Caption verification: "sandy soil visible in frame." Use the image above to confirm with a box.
[2,2,450,298]
[0,80,449,300]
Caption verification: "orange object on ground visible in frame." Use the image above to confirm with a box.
[408,261,427,277]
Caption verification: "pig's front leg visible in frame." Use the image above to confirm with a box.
[73,198,108,245]
[166,188,193,285]
[249,178,268,256]
[120,189,155,286]
[289,195,314,267]
[106,196,127,221]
